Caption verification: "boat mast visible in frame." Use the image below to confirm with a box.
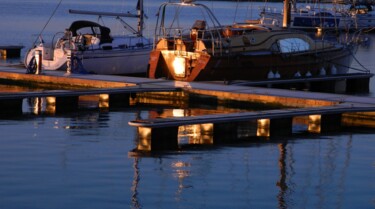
[137,0,144,37]
[282,0,291,28]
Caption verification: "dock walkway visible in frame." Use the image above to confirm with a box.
[0,66,374,151]
[128,103,375,128]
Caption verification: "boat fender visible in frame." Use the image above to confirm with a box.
[275,71,281,79]
[267,70,275,79]
[330,65,337,75]
[272,19,279,27]
[319,67,326,76]
[294,71,301,77]
[26,56,37,74]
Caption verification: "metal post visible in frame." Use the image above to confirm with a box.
[282,0,290,29]
[35,50,42,74]
[66,50,72,74]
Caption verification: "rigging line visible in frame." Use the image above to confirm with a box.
[33,0,64,47]
[234,0,239,23]
[349,48,370,73]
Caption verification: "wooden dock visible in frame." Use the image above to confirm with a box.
[229,73,373,93]
[128,99,375,151]
[0,86,180,115]
[0,65,374,152]
[0,45,24,58]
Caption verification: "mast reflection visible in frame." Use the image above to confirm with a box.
[172,160,192,201]
[131,157,142,209]
[276,142,295,209]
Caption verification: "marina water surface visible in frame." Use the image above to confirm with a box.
[0,0,374,208]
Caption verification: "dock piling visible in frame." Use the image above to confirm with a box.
[137,126,179,151]
[0,99,23,116]
[54,96,79,113]
[320,113,342,132]
[0,45,23,58]
[108,93,130,108]
[346,77,370,93]
[213,122,238,143]
[270,117,293,136]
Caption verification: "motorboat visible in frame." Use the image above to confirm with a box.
[260,1,353,30]
[349,3,375,30]
[24,0,151,75]
[148,1,358,82]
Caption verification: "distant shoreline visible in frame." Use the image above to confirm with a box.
[199,0,375,5]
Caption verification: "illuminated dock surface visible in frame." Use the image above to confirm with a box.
[128,103,375,128]
[0,65,374,151]
[0,66,374,108]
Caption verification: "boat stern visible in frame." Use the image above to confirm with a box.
[148,38,211,81]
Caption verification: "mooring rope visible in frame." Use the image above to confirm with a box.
[348,48,371,73]
[32,0,64,47]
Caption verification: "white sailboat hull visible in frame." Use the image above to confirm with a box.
[75,48,150,75]
[25,46,150,75]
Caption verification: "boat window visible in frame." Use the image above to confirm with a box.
[76,26,101,35]
[278,38,310,53]
[314,12,333,17]
[76,27,93,35]
[92,26,101,35]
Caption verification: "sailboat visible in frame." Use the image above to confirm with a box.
[260,0,353,30]
[147,0,358,82]
[24,0,151,75]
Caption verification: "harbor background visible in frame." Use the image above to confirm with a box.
[0,0,374,209]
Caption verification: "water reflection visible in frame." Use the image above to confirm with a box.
[22,95,108,115]
[131,134,362,209]
[0,97,373,208]
[171,160,193,201]
[276,142,296,209]
[131,158,141,209]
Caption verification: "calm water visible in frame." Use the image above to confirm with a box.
[0,1,374,209]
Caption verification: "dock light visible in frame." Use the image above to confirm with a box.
[257,119,270,137]
[46,97,56,114]
[308,115,321,133]
[173,109,185,117]
[46,96,56,105]
[173,56,186,77]
[137,127,152,151]
[99,94,109,109]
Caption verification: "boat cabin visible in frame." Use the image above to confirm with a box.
[68,20,113,47]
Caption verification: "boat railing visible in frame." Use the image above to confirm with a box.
[197,28,223,56]
[155,27,224,56]
[260,6,280,15]
[51,32,66,49]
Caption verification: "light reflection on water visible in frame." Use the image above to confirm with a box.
[1,100,374,208]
